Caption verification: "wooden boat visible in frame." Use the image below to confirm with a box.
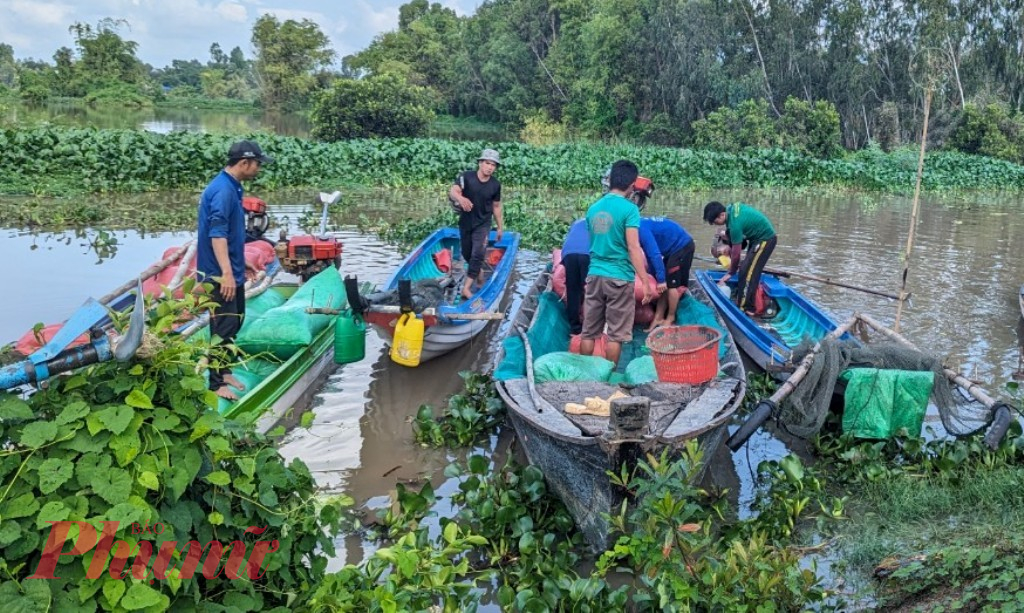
[694,269,1016,451]
[494,269,746,551]
[362,228,520,365]
[693,269,854,378]
[2,241,343,436]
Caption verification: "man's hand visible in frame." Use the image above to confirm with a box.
[219,272,236,301]
[717,273,731,287]
[460,197,473,212]
[244,261,258,281]
[656,282,667,294]
[496,228,504,241]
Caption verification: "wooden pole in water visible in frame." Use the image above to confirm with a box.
[895,88,932,332]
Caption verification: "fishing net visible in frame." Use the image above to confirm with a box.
[781,338,991,439]
[364,279,448,311]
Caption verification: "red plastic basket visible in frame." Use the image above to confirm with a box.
[645,325,721,384]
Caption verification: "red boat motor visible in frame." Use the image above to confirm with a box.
[243,196,270,242]
[274,191,344,281]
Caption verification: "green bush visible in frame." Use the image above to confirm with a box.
[0,290,343,610]
[83,82,153,108]
[948,102,1024,164]
[778,97,843,158]
[311,74,436,141]
[692,99,778,152]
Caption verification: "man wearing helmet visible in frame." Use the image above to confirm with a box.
[449,148,505,300]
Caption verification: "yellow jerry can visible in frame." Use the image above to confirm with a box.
[390,312,424,367]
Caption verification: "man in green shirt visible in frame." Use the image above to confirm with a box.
[704,201,777,315]
[581,160,653,366]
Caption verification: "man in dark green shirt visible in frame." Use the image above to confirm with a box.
[703,201,777,315]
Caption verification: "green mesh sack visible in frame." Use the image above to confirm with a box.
[494,336,527,381]
[533,352,615,383]
[840,368,932,439]
[625,355,658,385]
[528,292,571,359]
[236,268,346,359]
[244,289,287,322]
[675,293,729,358]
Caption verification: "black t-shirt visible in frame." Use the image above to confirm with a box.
[454,170,501,229]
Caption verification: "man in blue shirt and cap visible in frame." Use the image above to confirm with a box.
[197,140,272,399]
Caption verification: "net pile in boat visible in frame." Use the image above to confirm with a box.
[782,338,991,438]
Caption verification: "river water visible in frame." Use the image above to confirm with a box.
[2,188,1023,567]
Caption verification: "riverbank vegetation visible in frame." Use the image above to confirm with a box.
[4,127,1024,201]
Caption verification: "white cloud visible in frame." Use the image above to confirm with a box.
[217,1,247,23]
[7,0,74,25]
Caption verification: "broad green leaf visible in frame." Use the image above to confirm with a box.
[0,394,33,420]
[150,409,181,431]
[96,405,134,435]
[36,501,70,529]
[76,453,112,488]
[125,389,153,409]
[103,502,145,527]
[38,457,74,494]
[102,580,125,607]
[205,471,231,486]
[56,401,90,425]
[0,520,21,547]
[19,420,59,447]
[190,412,223,441]
[92,468,132,505]
[300,411,316,428]
[138,471,159,490]
[109,431,141,466]
[0,492,39,519]
[208,511,224,525]
[63,374,88,391]
[120,583,165,610]
[0,578,52,612]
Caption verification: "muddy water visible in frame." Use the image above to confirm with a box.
[3,188,1024,567]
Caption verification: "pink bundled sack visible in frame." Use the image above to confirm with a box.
[633,273,660,303]
[569,333,609,359]
[142,247,197,299]
[552,264,568,300]
[244,240,276,272]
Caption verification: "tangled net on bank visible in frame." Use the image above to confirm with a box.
[779,338,991,439]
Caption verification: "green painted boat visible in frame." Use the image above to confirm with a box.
[218,283,342,434]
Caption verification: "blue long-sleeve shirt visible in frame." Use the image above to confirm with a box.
[561,218,590,256]
[639,217,693,283]
[197,170,246,282]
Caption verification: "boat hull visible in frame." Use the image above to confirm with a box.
[496,273,745,550]
[368,228,520,364]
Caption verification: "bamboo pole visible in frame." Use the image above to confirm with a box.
[695,255,901,300]
[895,88,932,332]
[97,242,192,305]
[856,312,997,408]
[166,241,197,291]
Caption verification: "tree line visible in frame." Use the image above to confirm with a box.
[3,1,1024,164]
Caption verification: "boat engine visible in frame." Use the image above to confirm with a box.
[243,196,271,242]
[275,230,343,281]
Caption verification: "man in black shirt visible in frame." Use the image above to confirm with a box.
[449,148,504,299]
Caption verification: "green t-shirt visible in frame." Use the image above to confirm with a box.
[586,193,641,282]
[727,203,776,245]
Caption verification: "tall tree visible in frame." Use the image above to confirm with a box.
[251,14,335,110]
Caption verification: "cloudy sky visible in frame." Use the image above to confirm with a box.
[1,0,482,68]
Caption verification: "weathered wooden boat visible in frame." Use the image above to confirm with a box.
[360,227,520,365]
[694,269,1016,452]
[494,269,746,551]
[693,269,854,378]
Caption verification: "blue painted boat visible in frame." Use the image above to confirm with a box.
[364,228,520,364]
[693,269,855,377]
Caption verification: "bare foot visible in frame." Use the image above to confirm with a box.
[223,374,244,389]
[213,386,239,400]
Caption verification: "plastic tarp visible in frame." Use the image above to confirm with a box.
[494,336,527,381]
[625,355,658,385]
[236,267,346,359]
[533,351,615,384]
[839,368,933,439]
